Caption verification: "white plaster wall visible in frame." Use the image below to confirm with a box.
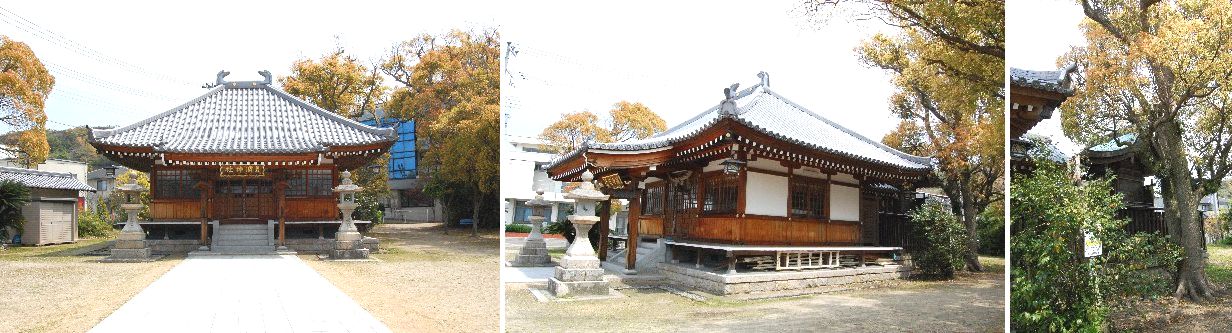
[745,172,788,216]
[795,166,826,179]
[702,160,724,173]
[830,185,860,221]
[832,172,857,184]
[747,158,788,173]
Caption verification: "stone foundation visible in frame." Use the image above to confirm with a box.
[510,238,552,266]
[147,240,202,254]
[138,238,378,254]
[659,263,910,295]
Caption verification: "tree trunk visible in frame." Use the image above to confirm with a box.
[1158,124,1222,302]
[960,182,984,272]
[471,194,480,238]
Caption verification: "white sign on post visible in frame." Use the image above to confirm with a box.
[1084,230,1103,258]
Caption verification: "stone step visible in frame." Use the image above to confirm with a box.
[211,245,275,254]
[217,229,268,235]
[214,234,268,241]
[219,224,267,229]
[213,239,269,246]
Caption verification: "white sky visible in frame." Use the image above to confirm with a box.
[0,0,499,131]
[500,1,901,141]
[1006,0,1086,156]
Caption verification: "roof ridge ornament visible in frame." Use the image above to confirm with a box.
[719,83,740,117]
[757,71,769,87]
[216,70,231,85]
[259,70,273,85]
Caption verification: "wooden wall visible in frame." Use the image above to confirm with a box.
[286,198,338,220]
[638,216,664,238]
[151,198,337,221]
[151,200,202,220]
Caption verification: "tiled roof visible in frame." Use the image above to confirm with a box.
[86,166,128,180]
[1010,65,1076,95]
[91,81,396,154]
[1088,133,1136,153]
[0,166,95,191]
[551,77,932,171]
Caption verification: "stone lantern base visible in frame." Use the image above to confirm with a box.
[103,206,154,262]
[510,238,552,266]
[510,217,552,266]
[547,256,610,297]
[328,229,370,260]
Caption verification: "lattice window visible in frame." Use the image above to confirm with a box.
[286,169,333,197]
[154,169,201,199]
[776,250,840,270]
[701,173,739,214]
[642,182,665,215]
[790,178,827,220]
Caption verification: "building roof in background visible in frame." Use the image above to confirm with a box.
[85,165,129,180]
[0,166,95,191]
[1010,65,1077,95]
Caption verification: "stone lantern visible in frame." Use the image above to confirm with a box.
[547,170,611,297]
[510,167,552,266]
[329,171,369,260]
[105,177,151,261]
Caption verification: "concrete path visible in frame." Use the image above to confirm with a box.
[502,266,556,283]
[90,255,390,333]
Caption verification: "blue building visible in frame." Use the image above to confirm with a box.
[357,110,440,221]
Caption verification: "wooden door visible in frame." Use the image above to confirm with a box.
[665,173,698,239]
[860,192,879,245]
[215,179,274,220]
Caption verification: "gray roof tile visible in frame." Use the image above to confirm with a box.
[554,80,932,171]
[1010,66,1076,95]
[91,82,396,154]
[0,166,95,191]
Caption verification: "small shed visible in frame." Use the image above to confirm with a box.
[0,166,96,245]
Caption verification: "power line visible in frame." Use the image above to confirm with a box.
[0,5,196,87]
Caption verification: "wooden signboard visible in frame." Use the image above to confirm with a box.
[220,164,265,178]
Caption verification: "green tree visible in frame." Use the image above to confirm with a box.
[539,101,667,153]
[1061,0,1232,301]
[0,179,29,241]
[1011,150,1180,331]
[108,170,150,221]
[0,35,54,167]
[381,29,500,236]
[812,0,1005,272]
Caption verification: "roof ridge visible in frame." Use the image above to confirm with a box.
[649,82,764,139]
[756,88,933,166]
[0,165,79,178]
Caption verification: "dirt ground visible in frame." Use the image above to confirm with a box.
[1107,244,1232,332]
[506,257,1006,333]
[0,239,182,333]
[304,223,500,333]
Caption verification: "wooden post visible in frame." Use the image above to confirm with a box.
[597,199,611,261]
[275,178,288,247]
[197,180,209,245]
[626,191,641,271]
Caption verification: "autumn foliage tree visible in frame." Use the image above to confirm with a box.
[1061,0,1232,302]
[381,29,499,236]
[539,101,666,153]
[809,1,1004,271]
[0,36,53,167]
[279,48,390,220]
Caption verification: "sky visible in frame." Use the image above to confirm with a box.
[0,0,500,131]
[499,1,902,142]
[1006,0,1087,156]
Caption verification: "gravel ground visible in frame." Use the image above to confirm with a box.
[506,257,1005,333]
[0,240,182,333]
[304,223,500,333]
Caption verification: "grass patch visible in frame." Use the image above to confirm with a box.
[978,255,1005,274]
[0,238,111,260]
[1207,244,1232,286]
[549,248,565,260]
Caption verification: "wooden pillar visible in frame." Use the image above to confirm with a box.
[197,180,209,245]
[597,199,611,261]
[275,178,288,247]
[626,191,641,270]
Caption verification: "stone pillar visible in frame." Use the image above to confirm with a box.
[106,179,151,261]
[511,178,552,266]
[548,170,611,297]
[330,171,370,260]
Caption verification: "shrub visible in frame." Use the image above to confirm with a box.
[1010,157,1180,332]
[978,202,1005,256]
[0,180,29,241]
[77,207,113,238]
[505,224,531,233]
[907,200,966,279]
[549,218,600,251]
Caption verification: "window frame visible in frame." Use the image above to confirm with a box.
[285,168,335,198]
[700,171,740,215]
[153,169,202,200]
[641,181,666,216]
[789,176,828,220]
